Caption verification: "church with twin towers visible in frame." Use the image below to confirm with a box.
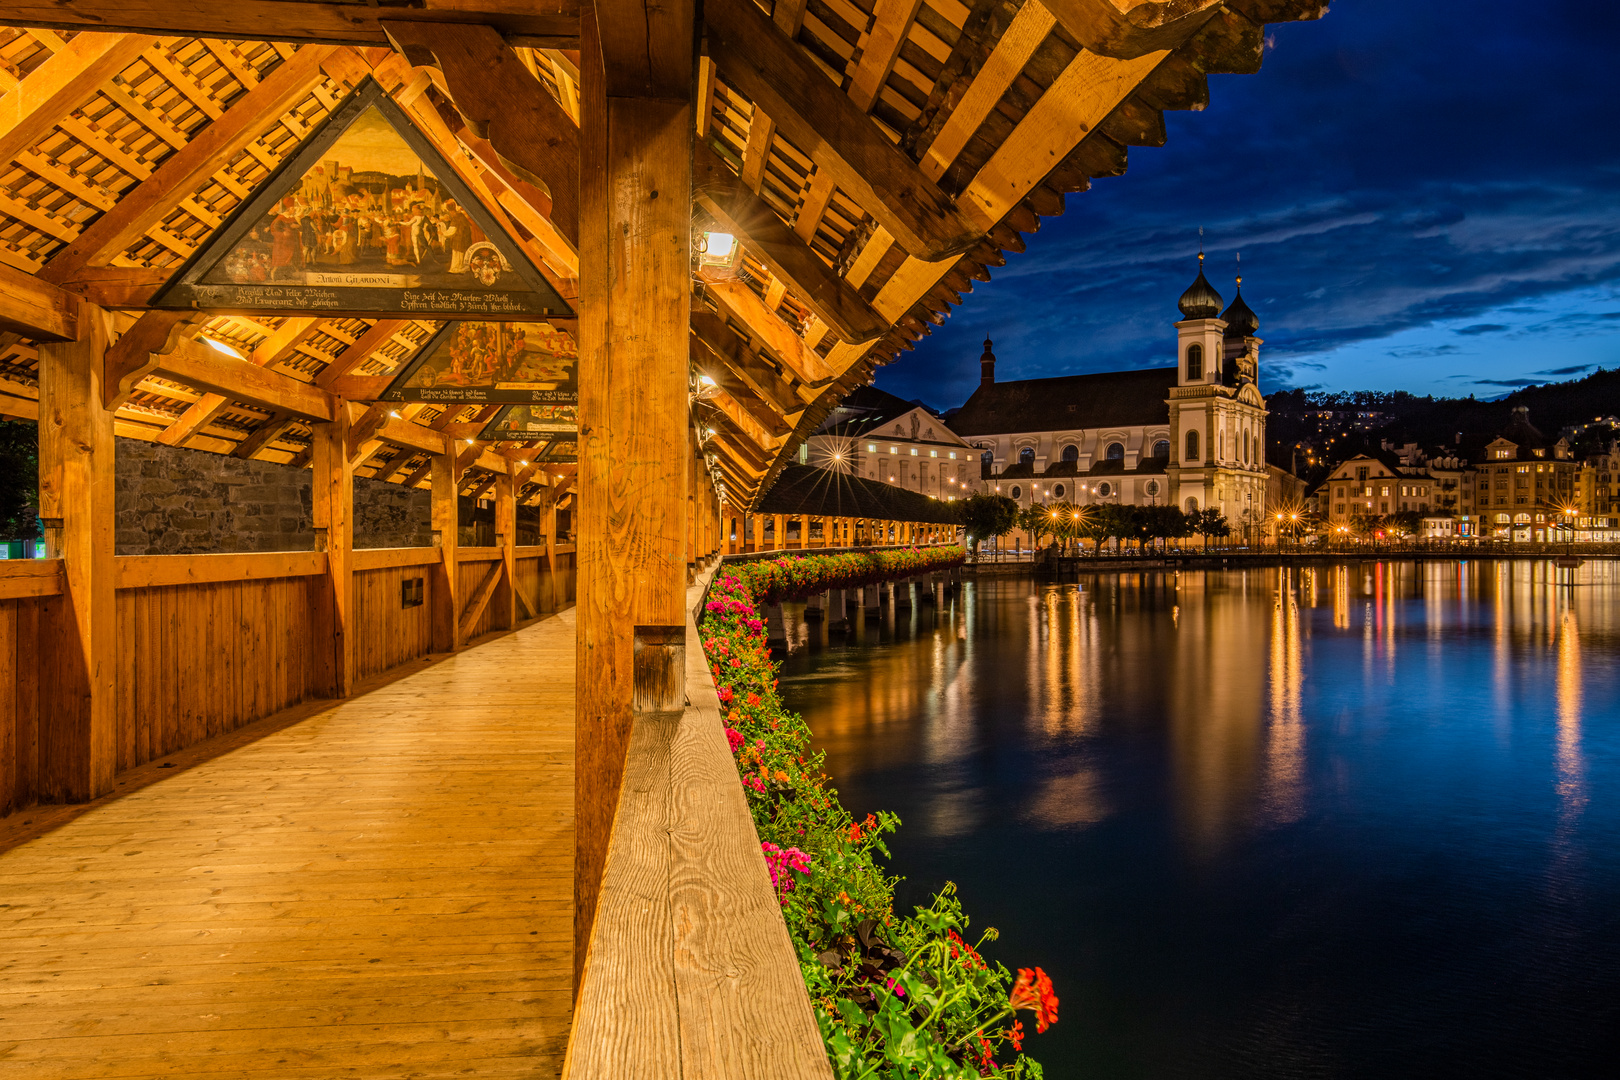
[947,256,1272,537]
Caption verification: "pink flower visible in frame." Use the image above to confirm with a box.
[718,686,734,704]
[725,727,744,753]
[760,842,812,902]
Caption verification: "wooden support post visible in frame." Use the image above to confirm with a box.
[310,408,354,698]
[575,0,696,993]
[544,494,561,611]
[37,303,116,803]
[430,451,462,652]
[493,470,516,630]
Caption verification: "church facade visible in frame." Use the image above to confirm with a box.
[949,259,1273,540]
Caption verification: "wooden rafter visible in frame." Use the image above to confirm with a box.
[0,2,583,49]
[0,33,148,166]
[38,44,340,282]
[693,140,883,345]
[704,0,979,261]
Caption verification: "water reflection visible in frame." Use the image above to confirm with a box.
[779,559,1620,1080]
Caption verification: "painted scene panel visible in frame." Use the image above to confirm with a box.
[384,321,577,403]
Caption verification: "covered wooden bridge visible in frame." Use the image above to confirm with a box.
[0,1,1322,1075]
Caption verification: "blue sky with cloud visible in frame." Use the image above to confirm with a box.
[874,0,1620,409]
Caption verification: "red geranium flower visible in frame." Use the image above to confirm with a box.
[1008,967,1059,1033]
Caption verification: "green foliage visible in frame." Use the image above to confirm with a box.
[0,421,40,544]
[1015,505,1054,548]
[1190,507,1231,542]
[956,494,1019,553]
[701,548,1055,1079]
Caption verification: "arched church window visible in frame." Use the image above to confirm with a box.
[1185,431,1200,461]
[1242,431,1249,463]
[1105,442,1124,461]
[1010,485,1022,499]
[1053,484,1066,498]
[1019,447,1035,466]
[1186,343,1203,380]
[1153,439,1170,459]
[1061,444,1079,462]
[1097,482,1113,497]
[1185,496,1199,512]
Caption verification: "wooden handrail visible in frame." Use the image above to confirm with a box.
[564,566,832,1080]
[0,559,63,599]
[352,547,441,571]
[115,551,326,590]
[456,549,504,563]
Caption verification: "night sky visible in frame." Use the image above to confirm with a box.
[875,0,1620,411]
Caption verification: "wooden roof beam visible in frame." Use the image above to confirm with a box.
[691,336,793,439]
[699,275,833,386]
[141,336,338,421]
[1042,0,1223,60]
[704,0,980,262]
[0,260,78,341]
[0,33,148,167]
[693,140,884,345]
[690,310,805,420]
[39,44,340,283]
[0,2,582,49]
[382,20,580,248]
[314,319,411,390]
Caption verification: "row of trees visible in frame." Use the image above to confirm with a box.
[956,493,1232,555]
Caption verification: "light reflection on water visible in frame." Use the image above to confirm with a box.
[777,561,1620,1079]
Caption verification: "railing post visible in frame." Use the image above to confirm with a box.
[430,451,462,652]
[493,469,516,630]
[36,301,117,802]
[575,0,695,995]
[310,400,354,698]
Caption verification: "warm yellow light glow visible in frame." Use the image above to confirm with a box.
[698,374,716,387]
[389,409,401,419]
[705,232,736,260]
[203,337,244,359]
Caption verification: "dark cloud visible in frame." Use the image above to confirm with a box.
[1475,378,1551,388]
[874,0,1620,407]
[1533,364,1597,376]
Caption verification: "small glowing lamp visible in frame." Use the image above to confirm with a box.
[203,337,244,359]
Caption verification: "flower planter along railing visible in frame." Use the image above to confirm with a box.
[699,547,1059,1079]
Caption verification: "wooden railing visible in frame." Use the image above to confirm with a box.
[565,563,831,1080]
[0,561,60,817]
[1,543,580,821]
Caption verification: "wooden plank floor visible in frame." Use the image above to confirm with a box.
[0,610,576,1080]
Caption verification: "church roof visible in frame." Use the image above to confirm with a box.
[1177,267,1224,319]
[949,368,1178,437]
[817,385,929,436]
[1221,288,1258,336]
[755,464,961,524]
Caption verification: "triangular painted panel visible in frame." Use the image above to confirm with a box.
[154,80,573,320]
[477,404,579,444]
[381,320,576,404]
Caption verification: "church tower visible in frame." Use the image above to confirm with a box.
[1166,252,1271,542]
[1174,252,1226,388]
[979,338,996,387]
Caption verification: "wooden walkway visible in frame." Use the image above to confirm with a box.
[0,610,576,1080]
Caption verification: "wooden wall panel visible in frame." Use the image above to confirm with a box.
[0,598,46,818]
[352,564,436,682]
[112,577,320,772]
[515,556,545,618]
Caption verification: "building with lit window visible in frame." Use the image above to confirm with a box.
[1476,407,1577,541]
[949,259,1273,541]
[805,385,976,502]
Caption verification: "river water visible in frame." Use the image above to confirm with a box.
[775,561,1620,1080]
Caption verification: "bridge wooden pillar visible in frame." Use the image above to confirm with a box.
[575,0,696,992]
[310,401,354,698]
[36,301,116,803]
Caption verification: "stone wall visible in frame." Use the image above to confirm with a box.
[115,438,432,555]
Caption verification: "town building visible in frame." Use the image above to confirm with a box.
[1476,407,1577,541]
[805,385,976,502]
[948,259,1274,542]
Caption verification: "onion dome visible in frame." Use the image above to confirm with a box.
[1177,256,1224,319]
[1221,287,1258,337]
